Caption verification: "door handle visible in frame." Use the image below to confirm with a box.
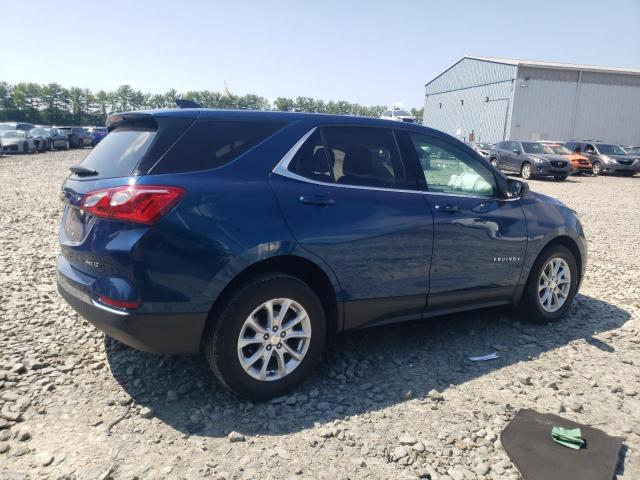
[299,195,335,206]
[435,204,458,213]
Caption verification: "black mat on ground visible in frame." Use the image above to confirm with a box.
[500,409,623,480]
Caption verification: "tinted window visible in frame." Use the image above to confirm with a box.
[322,126,408,189]
[153,120,285,174]
[287,130,332,182]
[76,128,157,180]
[522,142,552,154]
[596,144,627,155]
[409,133,498,197]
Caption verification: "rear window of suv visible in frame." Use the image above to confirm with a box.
[75,128,157,180]
[151,120,286,174]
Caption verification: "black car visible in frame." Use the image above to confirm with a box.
[489,141,571,180]
[58,126,93,148]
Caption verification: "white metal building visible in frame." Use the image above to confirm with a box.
[423,56,640,145]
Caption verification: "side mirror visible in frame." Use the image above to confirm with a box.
[506,178,529,198]
[513,149,520,154]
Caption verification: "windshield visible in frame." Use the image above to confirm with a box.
[392,110,411,116]
[30,128,46,135]
[522,142,553,154]
[597,144,627,155]
[547,144,571,154]
[1,131,23,138]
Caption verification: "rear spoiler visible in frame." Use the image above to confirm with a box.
[106,113,158,132]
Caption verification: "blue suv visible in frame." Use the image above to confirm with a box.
[58,109,587,399]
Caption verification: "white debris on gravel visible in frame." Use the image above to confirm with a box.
[0,150,639,479]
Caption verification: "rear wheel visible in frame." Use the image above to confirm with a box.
[520,162,532,180]
[519,244,578,323]
[591,161,601,176]
[22,142,29,154]
[50,140,55,151]
[204,273,326,400]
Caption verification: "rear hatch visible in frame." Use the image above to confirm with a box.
[59,113,194,284]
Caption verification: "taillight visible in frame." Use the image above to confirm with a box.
[80,185,185,224]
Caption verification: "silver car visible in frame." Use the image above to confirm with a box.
[1,130,37,154]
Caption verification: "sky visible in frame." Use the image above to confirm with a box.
[1,0,639,109]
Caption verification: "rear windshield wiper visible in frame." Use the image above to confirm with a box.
[69,165,98,176]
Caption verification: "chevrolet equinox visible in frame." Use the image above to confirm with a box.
[58,109,587,399]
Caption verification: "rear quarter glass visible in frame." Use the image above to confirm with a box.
[72,128,157,181]
[148,119,287,175]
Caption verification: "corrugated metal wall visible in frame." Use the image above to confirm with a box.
[423,58,516,143]
[510,67,640,144]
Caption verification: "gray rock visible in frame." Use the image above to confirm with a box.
[139,406,154,419]
[227,431,245,442]
[16,427,31,441]
[399,433,418,446]
[392,446,409,461]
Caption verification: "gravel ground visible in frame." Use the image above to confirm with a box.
[1,149,639,480]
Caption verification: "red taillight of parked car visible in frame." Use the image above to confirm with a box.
[80,185,185,224]
[98,295,141,310]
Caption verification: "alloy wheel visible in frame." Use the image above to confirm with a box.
[237,298,312,381]
[521,163,532,179]
[491,159,498,168]
[537,257,571,313]
[592,162,600,176]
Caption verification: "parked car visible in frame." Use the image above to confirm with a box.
[0,130,37,154]
[58,126,94,148]
[0,122,36,132]
[539,142,593,175]
[489,141,571,180]
[564,142,638,176]
[28,127,53,152]
[85,126,108,146]
[380,108,416,123]
[49,128,71,150]
[57,109,586,399]
[468,142,493,157]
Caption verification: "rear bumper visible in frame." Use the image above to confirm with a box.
[57,272,206,354]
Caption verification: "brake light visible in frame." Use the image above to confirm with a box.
[80,185,185,224]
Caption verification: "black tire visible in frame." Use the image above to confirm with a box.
[554,175,568,181]
[520,162,533,180]
[50,140,55,151]
[490,158,499,168]
[519,244,578,323]
[65,140,70,150]
[591,161,601,176]
[204,273,326,400]
[23,142,29,154]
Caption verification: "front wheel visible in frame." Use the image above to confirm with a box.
[554,175,568,181]
[490,158,499,168]
[520,162,533,180]
[204,273,326,400]
[591,161,601,176]
[65,140,70,150]
[519,245,578,323]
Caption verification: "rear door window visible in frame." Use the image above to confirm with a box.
[74,128,157,180]
[152,120,286,174]
[321,126,409,189]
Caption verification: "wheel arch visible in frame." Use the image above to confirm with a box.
[515,234,584,306]
[202,254,341,347]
